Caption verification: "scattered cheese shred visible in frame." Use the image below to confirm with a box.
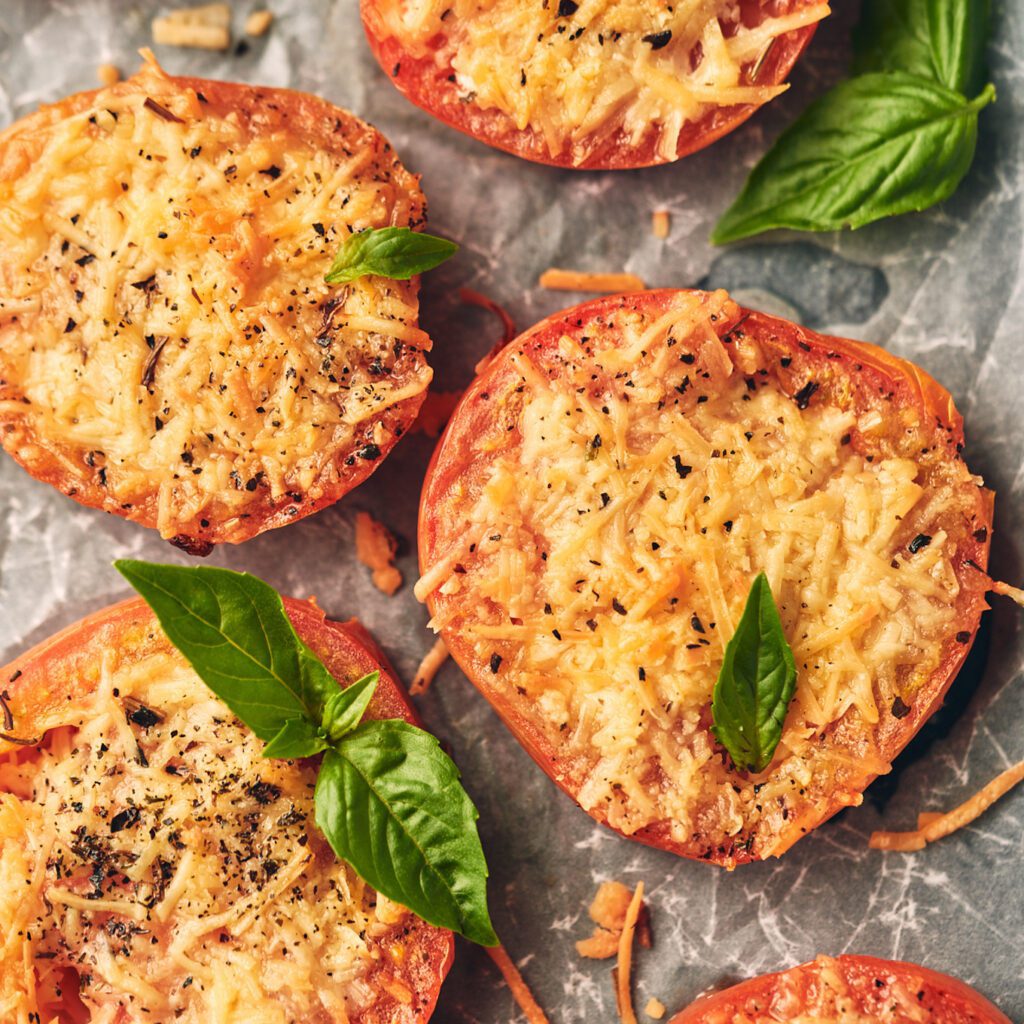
[615,881,645,1024]
[152,3,231,49]
[576,879,649,959]
[539,269,646,293]
[869,759,1024,852]
[245,10,274,36]
[355,511,403,595]
[651,210,670,239]
[645,997,667,1020]
[410,637,449,696]
[486,945,551,1024]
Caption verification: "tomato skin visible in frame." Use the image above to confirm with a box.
[417,289,993,867]
[360,1,820,170]
[669,955,1012,1024]
[0,597,454,1024]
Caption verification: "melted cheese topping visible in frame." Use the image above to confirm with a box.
[0,651,414,1024]
[374,0,829,164]
[0,63,430,543]
[421,291,986,855]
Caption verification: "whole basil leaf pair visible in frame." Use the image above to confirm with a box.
[115,560,497,947]
[713,0,994,244]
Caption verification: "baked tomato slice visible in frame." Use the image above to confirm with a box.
[670,955,1011,1023]
[417,289,993,866]
[0,60,432,553]
[0,598,453,1023]
[361,0,829,169]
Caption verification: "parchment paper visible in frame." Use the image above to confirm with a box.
[0,1,1021,1019]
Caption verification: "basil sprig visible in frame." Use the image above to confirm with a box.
[711,573,797,774]
[712,0,994,244]
[325,226,458,284]
[115,560,498,947]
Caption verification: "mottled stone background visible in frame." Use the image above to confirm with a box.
[0,1,1021,1019]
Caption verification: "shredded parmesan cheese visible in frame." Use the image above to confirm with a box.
[355,510,403,595]
[152,3,231,49]
[0,62,430,544]
[486,946,551,1024]
[411,637,450,695]
[245,10,274,37]
[373,0,830,165]
[0,647,428,1022]
[615,882,645,1024]
[540,269,647,293]
[645,996,666,1020]
[420,289,992,859]
[869,759,1024,852]
[651,210,671,239]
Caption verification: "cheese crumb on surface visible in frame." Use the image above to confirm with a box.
[0,65,430,545]
[245,9,274,36]
[372,0,829,164]
[645,996,666,1020]
[0,649,420,1023]
[153,3,231,49]
[652,210,670,239]
[355,510,403,595]
[540,269,646,293]
[420,290,990,861]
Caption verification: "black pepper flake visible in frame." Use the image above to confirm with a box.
[600,492,611,507]
[586,619,597,631]
[127,704,161,729]
[110,807,141,833]
[955,630,971,644]
[672,455,692,479]
[313,222,325,236]
[690,614,705,634]
[64,318,77,333]
[908,533,932,553]
[973,527,988,543]
[585,434,602,461]
[75,253,96,267]
[552,629,562,640]
[260,165,282,179]
[556,0,578,15]
[489,653,502,673]
[642,30,672,49]
[891,696,911,719]
[248,781,282,805]
[792,380,819,410]
[611,598,627,615]
[356,443,382,460]
[190,146,202,158]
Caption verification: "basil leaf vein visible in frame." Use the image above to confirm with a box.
[321,671,379,743]
[316,721,498,947]
[711,73,995,245]
[853,0,990,96]
[262,716,328,760]
[711,573,796,774]
[115,560,338,740]
[325,226,458,284]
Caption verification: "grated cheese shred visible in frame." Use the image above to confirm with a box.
[373,0,830,164]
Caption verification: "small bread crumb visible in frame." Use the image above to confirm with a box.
[245,10,274,36]
[652,209,670,239]
[645,997,666,1020]
[97,63,121,87]
[153,3,231,50]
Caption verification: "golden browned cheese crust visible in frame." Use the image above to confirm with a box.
[0,62,431,551]
[418,289,992,865]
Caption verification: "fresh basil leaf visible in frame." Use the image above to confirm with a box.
[262,716,328,760]
[324,226,458,285]
[711,73,995,245]
[853,0,990,96]
[316,721,498,946]
[711,573,796,774]
[115,560,337,741]
[321,671,379,743]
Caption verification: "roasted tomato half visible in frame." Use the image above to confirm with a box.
[0,60,432,553]
[417,289,993,866]
[361,0,829,169]
[0,598,453,1023]
[670,955,1011,1024]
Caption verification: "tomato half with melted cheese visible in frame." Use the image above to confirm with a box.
[360,0,830,169]
[0,599,453,1024]
[0,60,432,554]
[417,289,993,866]
[669,955,1011,1023]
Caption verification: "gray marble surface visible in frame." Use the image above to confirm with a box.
[0,1,1021,1020]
